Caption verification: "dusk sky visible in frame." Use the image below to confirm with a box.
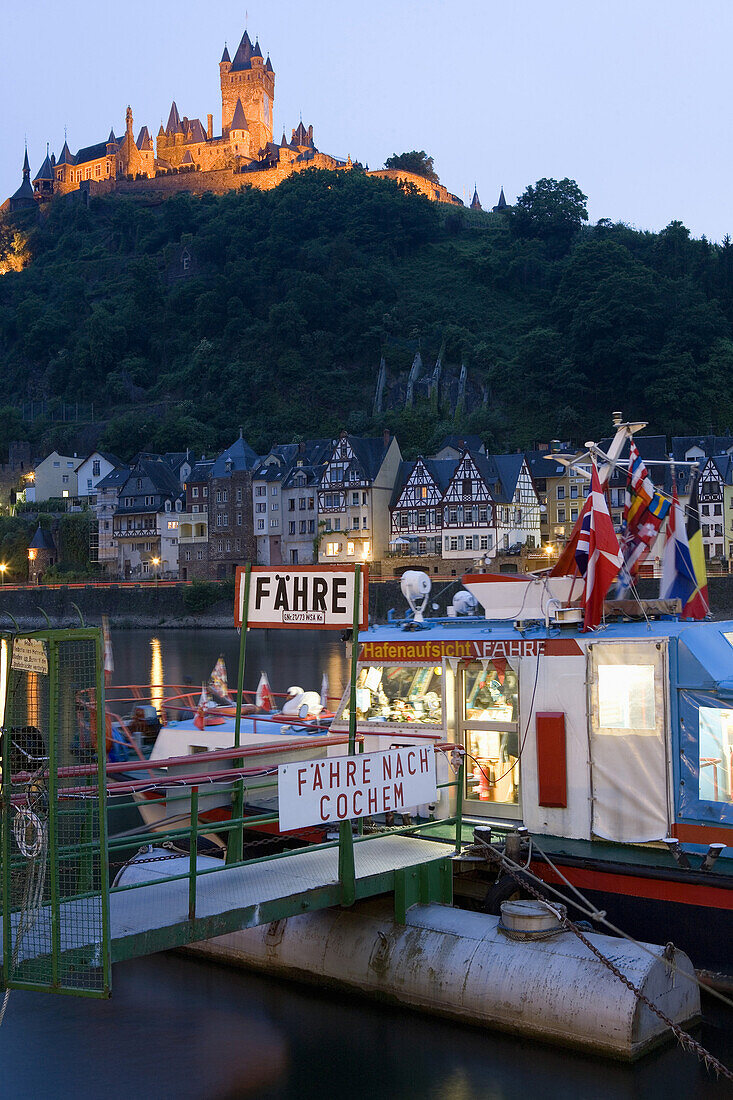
[2,0,730,239]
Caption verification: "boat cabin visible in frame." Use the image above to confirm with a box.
[331,575,733,848]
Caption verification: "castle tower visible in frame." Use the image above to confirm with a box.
[220,29,274,153]
[228,98,251,157]
[9,146,36,211]
[470,185,482,211]
[117,106,145,178]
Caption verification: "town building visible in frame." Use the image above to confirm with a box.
[26,451,80,503]
[440,451,541,560]
[280,444,325,565]
[112,456,184,578]
[696,456,730,561]
[389,457,455,556]
[208,433,259,579]
[75,451,124,502]
[93,465,130,574]
[27,525,57,584]
[317,431,402,563]
[178,459,214,580]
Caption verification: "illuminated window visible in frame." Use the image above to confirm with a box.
[347,541,355,555]
[326,542,339,556]
[62,490,69,498]
[699,707,733,804]
[340,665,442,727]
[597,665,655,730]
[362,541,370,558]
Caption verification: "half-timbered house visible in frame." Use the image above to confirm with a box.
[697,456,729,560]
[441,450,541,560]
[389,457,455,555]
[317,430,402,562]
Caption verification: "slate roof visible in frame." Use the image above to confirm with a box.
[389,458,456,509]
[435,434,485,456]
[122,456,182,496]
[494,187,508,210]
[524,448,575,481]
[330,434,393,483]
[11,149,34,202]
[181,150,194,165]
[188,460,214,483]
[137,126,153,150]
[211,434,259,477]
[230,99,249,132]
[166,101,183,135]
[75,138,113,163]
[57,140,75,166]
[265,55,274,72]
[33,153,54,182]
[292,121,309,146]
[96,466,131,491]
[252,39,263,58]
[29,525,56,551]
[185,118,207,143]
[221,45,231,63]
[231,29,253,71]
[470,188,481,210]
[489,454,525,503]
[671,435,733,462]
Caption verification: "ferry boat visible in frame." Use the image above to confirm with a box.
[326,569,733,988]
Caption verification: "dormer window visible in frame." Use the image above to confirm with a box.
[165,499,171,512]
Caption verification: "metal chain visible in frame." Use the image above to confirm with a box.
[495,854,733,1081]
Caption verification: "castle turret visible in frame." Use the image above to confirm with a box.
[8,146,35,211]
[492,187,508,212]
[33,144,54,200]
[117,106,145,178]
[220,27,274,151]
[470,185,482,211]
[228,98,251,157]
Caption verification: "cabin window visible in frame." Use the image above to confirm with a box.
[597,665,656,730]
[462,663,520,810]
[340,665,443,726]
[698,707,733,803]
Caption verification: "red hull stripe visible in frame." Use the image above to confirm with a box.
[531,861,733,910]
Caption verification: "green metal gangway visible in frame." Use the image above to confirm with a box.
[0,628,462,998]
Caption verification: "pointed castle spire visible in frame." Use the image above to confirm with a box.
[230,98,249,133]
[166,101,183,135]
[470,184,482,211]
[231,29,253,71]
[220,44,230,63]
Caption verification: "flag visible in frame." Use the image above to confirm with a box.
[576,461,623,632]
[616,489,671,595]
[208,654,229,701]
[660,482,697,606]
[102,615,114,685]
[683,470,709,619]
[255,670,273,711]
[624,441,654,527]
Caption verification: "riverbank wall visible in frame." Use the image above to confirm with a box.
[2,576,733,630]
[0,577,461,630]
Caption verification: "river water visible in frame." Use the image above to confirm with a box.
[2,629,731,1099]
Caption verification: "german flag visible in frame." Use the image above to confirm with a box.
[683,470,709,619]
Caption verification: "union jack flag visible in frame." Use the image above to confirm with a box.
[579,461,623,631]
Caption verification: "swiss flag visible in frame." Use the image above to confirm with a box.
[578,461,623,632]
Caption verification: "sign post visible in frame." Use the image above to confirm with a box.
[229,562,252,864]
[232,564,368,897]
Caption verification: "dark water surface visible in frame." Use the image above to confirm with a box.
[2,629,731,1099]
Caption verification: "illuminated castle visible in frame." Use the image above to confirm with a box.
[4,27,461,213]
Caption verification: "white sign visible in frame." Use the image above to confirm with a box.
[235,565,368,630]
[11,637,48,675]
[278,746,436,831]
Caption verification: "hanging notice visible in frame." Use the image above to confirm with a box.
[277,746,436,831]
[11,637,48,675]
[235,565,368,630]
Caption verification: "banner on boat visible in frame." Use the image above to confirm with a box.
[235,565,368,630]
[277,746,436,831]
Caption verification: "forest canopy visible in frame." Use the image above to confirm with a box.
[1,169,732,462]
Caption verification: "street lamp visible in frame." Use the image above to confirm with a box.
[151,556,160,586]
[0,563,7,585]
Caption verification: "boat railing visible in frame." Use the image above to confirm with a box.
[35,736,465,920]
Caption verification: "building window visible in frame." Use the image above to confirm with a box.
[420,486,427,499]
[353,517,359,529]
[352,493,359,506]
[256,503,266,513]
[257,520,265,531]
[192,487,199,499]
[185,550,191,561]
[216,491,222,503]
[363,517,368,528]
[289,522,296,535]
[300,521,306,534]
[570,484,578,499]
[571,507,578,521]
[223,490,228,502]
[288,499,295,511]
[197,550,203,560]
[308,520,314,534]
[362,492,368,505]
[466,536,473,550]
[347,541,355,555]
[326,542,339,556]
[480,535,488,550]
[450,537,458,551]
[271,486,277,496]
[270,519,278,528]
[449,509,458,524]
[92,460,100,477]
[299,497,306,510]
[308,497,314,510]
[236,488,242,502]
[557,485,565,500]
[226,540,231,552]
[256,486,265,497]
[271,502,279,511]
[203,487,208,498]
[237,513,242,526]
[557,508,566,523]
[62,475,69,484]
[236,539,241,551]
[334,519,341,532]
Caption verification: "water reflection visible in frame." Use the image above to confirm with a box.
[150,636,163,716]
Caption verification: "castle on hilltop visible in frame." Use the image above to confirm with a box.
[4,28,466,212]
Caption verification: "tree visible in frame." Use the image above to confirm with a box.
[384,151,439,185]
[509,178,588,256]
